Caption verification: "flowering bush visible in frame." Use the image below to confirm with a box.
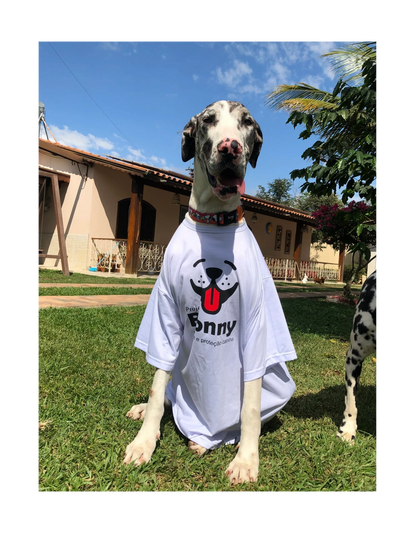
[312,201,375,251]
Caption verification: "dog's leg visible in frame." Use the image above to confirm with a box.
[225,377,262,484]
[337,337,374,443]
[124,368,170,465]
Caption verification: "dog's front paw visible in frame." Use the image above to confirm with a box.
[126,403,147,420]
[123,432,159,466]
[225,451,259,484]
[336,419,357,444]
[188,440,208,457]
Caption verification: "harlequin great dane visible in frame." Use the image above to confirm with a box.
[337,271,376,443]
[124,101,296,484]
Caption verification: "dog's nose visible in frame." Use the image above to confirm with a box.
[206,267,223,282]
[218,138,243,158]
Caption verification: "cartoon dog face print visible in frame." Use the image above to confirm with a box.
[190,259,238,315]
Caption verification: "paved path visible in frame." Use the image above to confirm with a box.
[39,283,340,309]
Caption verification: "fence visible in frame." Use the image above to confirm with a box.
[90,239,340,280]
[90,238,166,274]
[298,260,340,281]
[90,238,127,273]
[264,258,298,280]
[137,241,166,274]
[264,257,340,281]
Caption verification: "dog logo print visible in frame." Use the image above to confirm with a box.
[190,259,238,315]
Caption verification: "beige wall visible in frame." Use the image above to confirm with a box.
[246,210,313,261]
[89,166,131,239]
[310,243,340,265]
[38,151,340,272]
[143,186,189,244]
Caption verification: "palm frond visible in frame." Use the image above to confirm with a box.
[266,83,338,113]
[323,42,376,85]
[276,98,339,113]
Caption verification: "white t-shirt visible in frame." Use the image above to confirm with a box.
[135,216,296,448]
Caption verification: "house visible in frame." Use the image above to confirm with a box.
[39,138,344,280]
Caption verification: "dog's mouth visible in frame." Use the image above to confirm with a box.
[206,167,245,198]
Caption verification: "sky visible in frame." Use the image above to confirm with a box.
[39,41,345,197]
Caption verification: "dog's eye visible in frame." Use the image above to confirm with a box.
[203,115,215,124]
[243,117,253,126]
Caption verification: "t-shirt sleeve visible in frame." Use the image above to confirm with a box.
[134,280,182,372]
[242,275,296,381]
[242,301,268,381]
[263,276,297,367]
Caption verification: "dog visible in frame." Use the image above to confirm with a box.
[337,271,376,443]
[124,101,297,484]
[314,277,325,284]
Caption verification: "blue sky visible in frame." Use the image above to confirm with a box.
[39,41,345,197]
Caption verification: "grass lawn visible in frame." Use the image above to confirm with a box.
[39,298,376,491]
[39,268,360,298]
[39,286,154,297]
[39,268,155,285]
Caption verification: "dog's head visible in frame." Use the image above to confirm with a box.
[182,101,263,201]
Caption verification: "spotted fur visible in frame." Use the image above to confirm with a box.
[337,271,376,443]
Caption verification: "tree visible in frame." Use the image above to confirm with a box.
[255,178,294,205]
[313,201,376,297]
[266,42,376,114]
[293,192,344,252]
[265,42,376,296]
[292,192,343,213]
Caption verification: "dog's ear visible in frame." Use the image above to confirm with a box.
[249,121,263,168]
[181,116,197,162]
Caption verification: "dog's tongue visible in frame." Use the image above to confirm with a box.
[219,170,245,195]
[204,286,220,313]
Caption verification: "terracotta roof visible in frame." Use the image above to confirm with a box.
[242,195,315,223]
[39,138,315,225]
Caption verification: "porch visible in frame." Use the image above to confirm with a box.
[90,238,341,281]
[90,238,166,275]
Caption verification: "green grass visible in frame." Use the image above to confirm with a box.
[39,286,154,296]
[39,268,155,285]
[39,299,376,491]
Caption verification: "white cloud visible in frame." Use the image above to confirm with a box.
[301,74,325,89]
[42,124,170,170]
[87,133,114,151]
[215,60,253,88]
[237,83,265,96]
[45,125,114,152]
[150,155,167,167]
[271,61,291,82]
[193,74,199,81]
[127,147,146,160]
[279,42,305,64]
[126,147,167,168]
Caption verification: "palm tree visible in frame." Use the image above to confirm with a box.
[265,42,376,113]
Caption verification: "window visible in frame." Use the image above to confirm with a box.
[275,225,283,251]
[284,230,292,254]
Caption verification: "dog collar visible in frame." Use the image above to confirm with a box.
[188,205,244,226]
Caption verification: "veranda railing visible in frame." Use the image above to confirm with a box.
[90,238,340,280]
[90,238,166,274]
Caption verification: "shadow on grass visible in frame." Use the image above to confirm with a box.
[281,299,356,341]
[283,384,376,437]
